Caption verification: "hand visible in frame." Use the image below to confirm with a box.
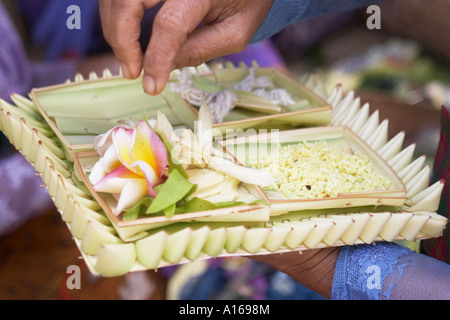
[249,246,341,299]
[99,0,274,95]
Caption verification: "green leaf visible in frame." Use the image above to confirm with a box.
[182,197,219,212]
[163,203,176,218]
[122,197,153,221]
[122,184,266,220]
[181,197,267,213]
[192,75,224,93]
[146,169,196,216]
[235,90,275,106]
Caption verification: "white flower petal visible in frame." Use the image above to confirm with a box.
[197,100,213,151]
[115,179,148,215]
[103,144,121,172]
[94,177,138,194]
[93,127,116,157]
[131,160,161,197]
[156,111,175,145]
[89,159,108,185]
[208,156,277,187]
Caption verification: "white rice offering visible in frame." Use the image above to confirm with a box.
[249,140,392,199]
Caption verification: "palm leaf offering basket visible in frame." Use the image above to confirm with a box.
[0,63,447,278]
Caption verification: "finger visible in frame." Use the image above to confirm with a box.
[142,0,211,95]
[173,3,269,68]
[173,22,249,69]
[108,0,159,79]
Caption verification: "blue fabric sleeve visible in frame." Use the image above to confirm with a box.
[331,242,450,300]
[250,0,388,44]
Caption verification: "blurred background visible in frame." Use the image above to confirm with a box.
[0,0,449,300]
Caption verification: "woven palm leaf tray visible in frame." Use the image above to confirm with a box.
[0,63,447,277]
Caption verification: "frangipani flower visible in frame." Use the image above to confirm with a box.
[160,99,277,188]
[89,120,168,215]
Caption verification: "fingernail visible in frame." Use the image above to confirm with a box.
[143,75,156,94]
[120,63,130,78]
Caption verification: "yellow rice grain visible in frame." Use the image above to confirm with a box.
[249,140,391,199]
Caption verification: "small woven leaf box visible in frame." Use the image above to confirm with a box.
[220,125,408,215]
[31,75,198,162]
[181,66,333,134]
[72,150,272,241]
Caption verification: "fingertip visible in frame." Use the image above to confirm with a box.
[120,63,131,79]
[119,59,143,79]
[143,75,157,95]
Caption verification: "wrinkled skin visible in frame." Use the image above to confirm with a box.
[99,0,274,95]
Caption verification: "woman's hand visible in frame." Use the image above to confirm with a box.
[99,0,274,95]
[249,246,341,299]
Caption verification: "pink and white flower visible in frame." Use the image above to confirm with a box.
[89,120,168,215]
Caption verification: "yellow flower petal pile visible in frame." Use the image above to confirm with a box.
[250,140,392,199]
